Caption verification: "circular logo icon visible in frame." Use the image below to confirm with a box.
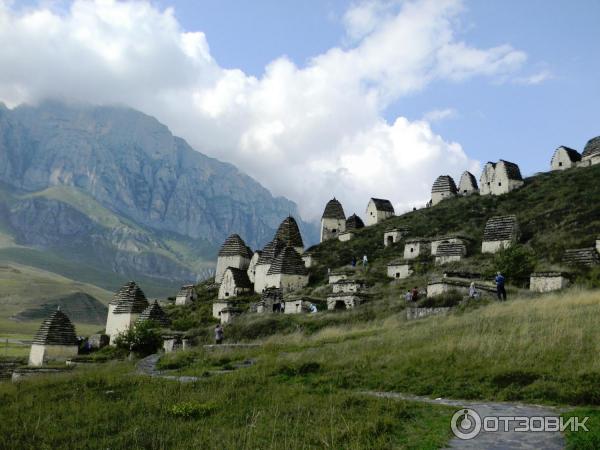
[451,408,482,440]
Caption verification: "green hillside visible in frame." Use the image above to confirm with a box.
[309,163,600,287]
[2,165,600,448]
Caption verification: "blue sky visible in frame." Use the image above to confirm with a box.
[159,0,600,176]
[1,0,599,218]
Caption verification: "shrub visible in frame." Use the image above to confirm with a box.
[492,245,536,287]
[167,401,217,419]
[114,320,163,357]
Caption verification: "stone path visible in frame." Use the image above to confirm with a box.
[135,353,255,383]
[365,391,565,449]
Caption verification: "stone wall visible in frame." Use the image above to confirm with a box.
[427,280,496,298]
[431,191,455,206]
[326,294,366,310]
[332,280,366,294]
[320,217,346,242]
[530,273,570,293]
[247,252,260,283]
[329,273,349,284]
[384,229,408,247]
[551,148,578,171]
[365,202,393,226]
[218,270,251,300]
[435,254,462,265]
[481,239,512,254]
[215,255,250,284]
[253,263,271,293]
[302,254,315,268]
[28,343,78,367]
[387,264,412,279]
[406,307,452,320]
[338,231,354,242]
[404,241,430,259]
[106,305,139,344]
[265,273,308,293]
[212,301,231,319]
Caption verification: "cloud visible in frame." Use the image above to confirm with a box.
[513,69,553,85]
[422,108,459,123]
[0,0,532,220]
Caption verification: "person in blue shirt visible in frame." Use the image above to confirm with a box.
[495,272,507,301]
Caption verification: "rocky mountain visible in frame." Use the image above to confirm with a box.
[0,101,317,295]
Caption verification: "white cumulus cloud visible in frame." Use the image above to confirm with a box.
[0,0,534,220]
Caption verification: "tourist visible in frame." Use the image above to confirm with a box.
[411,286,419,302]
[495,272,507,301]
[215,324,224,344]
[362,254,368,266]
[404,290,412,302]
[310,303,318,313]
[351,256,357,267]
[469,282,478,299]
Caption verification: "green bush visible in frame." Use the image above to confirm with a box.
[114,320,163,357]
[167,401,217,419]
[492,245,536,287]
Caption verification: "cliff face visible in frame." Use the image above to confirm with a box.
[0,102,317,288]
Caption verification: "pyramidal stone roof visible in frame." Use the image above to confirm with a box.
[436,242,467,256]
[370,198,395,213]
[483,215,518,242]
[32,309,78,346]
[177,285,195,297]
[218,234,253,258]
[563,248,600,266]
[275,216,304,249]
[110,281,150,314]
[225,267,253,289]
[498,160,523,181]
[459,171,478,190]
[137,300,170,327]
[267,246,309,276]
[583,136,600,158]
[432,175,458,194]
[346,213,365,230]
[322,198,346,220]
[257,238,286,265]
[556,146,582,162]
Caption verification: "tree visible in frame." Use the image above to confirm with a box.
[114,320,163,357]
[493,244,536,287]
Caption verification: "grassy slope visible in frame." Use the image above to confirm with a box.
[309,164,600,287]
[3,289,600,447]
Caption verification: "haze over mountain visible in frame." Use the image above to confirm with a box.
[0,101,317,296]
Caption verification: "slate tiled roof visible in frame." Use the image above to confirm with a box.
[32,309,78,346]
[267,246,309,276]
[257,238,285,265]
[322,198,346,220]
[582,136,600,158]
[483,215,518,242]
[137,300,170,327]
[458,171,478,190]
[110,281,150,314]
[499,160,523,181]
[275,216,304,249]
[218,234,253,258]
[346,213,365,230]
[556,146,582,162]
[563,248,600,266]
[176,285,195,297]
[432,175,458,194]
[370,198,395,213]
[436,242,467,256]
[225,267,253,289]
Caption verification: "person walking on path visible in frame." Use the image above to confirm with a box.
[469,282,479,299]
[215,324,224,344]
[362,254,368,267]
[495,272,507,301]
[404,290,412,302]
